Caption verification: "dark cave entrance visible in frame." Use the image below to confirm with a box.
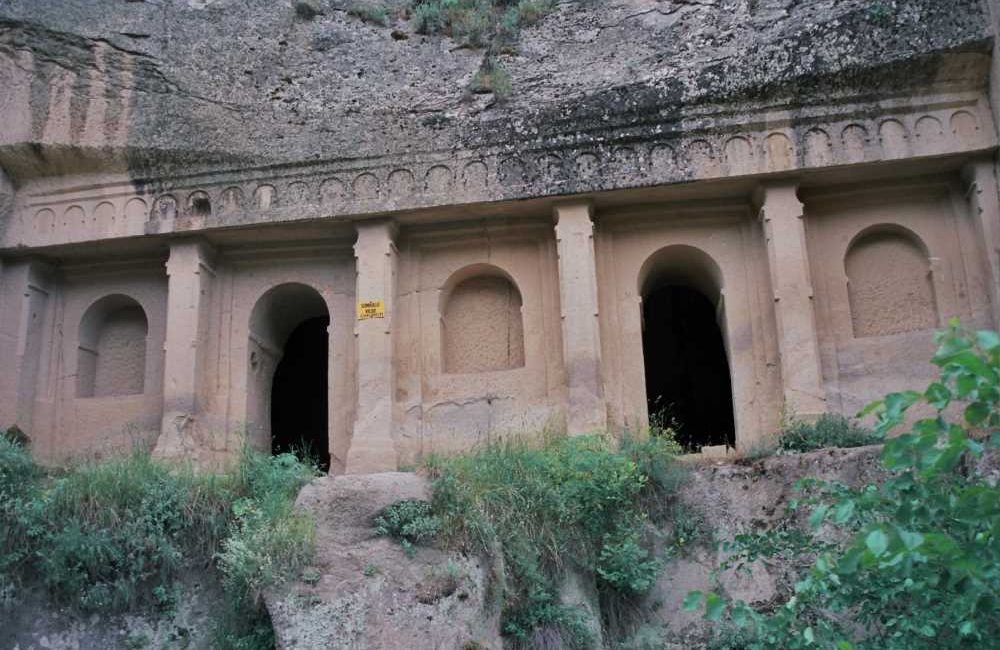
[641,285,735,451]
[271,316,330,470]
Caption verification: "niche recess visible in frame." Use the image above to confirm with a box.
[442,268,525,374]
[76,294,148,398]
[846,226,937,338]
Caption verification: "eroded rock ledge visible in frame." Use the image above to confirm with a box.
[266,446,888,649]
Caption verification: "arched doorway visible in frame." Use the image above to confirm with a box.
[638,246,735,451]
[247,283,330,470]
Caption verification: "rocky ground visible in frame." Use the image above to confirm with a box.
[7,443,991,649]
[265,445,887,649]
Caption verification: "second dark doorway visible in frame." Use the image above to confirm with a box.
[271,316,330,470]
[642,285,735,451]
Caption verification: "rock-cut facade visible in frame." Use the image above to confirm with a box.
[2,0,1000,472]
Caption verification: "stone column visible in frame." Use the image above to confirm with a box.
[963,157,1000,328]
[345,219,398,473]
[756,182,826,419]
[553,201,607,434]
[154,239,216,460]
[0,258,51,434]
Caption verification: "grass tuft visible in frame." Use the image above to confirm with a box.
[778,413,881,453]
[469,57,513,99]
[348,3,390,26]
[0,434,317,650]
[383,431,688,645]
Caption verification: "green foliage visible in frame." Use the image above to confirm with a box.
[348,3,390,26]
[412,0,555,47]
[703,626,758,650]
[124,631,151,649]
[866,1,895,25]
[469,57,512,99]
[687,321,1000,649]
[0,435,42,599]
[217,493,315,609]
[668,503,709,551]
[595,525,661,597]
[618,624,666,650]
[410,0,556,97]
[424,432,684,646]
[2,424,30,446]
[414,0,492,46]
[778,413,881,453]
[5,447,233,611]
[0,440,317,650]
[374,499,441,543]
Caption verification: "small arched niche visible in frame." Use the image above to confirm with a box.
[247,282,330,469]
[77,294,148,398]
[637,245,735,451]
[845,225,937,338]
[440,264,525,374]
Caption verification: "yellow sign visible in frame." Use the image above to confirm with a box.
[357,300,386,320]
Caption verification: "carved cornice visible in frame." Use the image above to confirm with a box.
[4,91,996,251]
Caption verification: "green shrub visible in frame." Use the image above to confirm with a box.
[348,3,390,26]
[867,1,895,25]
[668,503,709,551]
[0,435,42,598]
[595,525,661,597]
[2,424,30,446]
[373,499,441,552]
[618,625,665,650]
[410,0,557,96]
[778,413,881,452]
[704,625,758,650]
[411,0,556,47]
[217,495,315,609]
[25,449,232,611]
[687,322,1000,649]
[0,440,317,649]
[469,57,512,99]
[423,432,683,644]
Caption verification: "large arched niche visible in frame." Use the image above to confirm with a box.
[439,263,525,374]
[246,282,331,468]
[845,224,937,338]
[76,294,149,398]
[636,245,735,451]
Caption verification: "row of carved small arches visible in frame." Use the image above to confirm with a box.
[796,110,983,164]
[495,110,984,184]
[715,110,983,171]
[29,110,984,226]
[494,135,800,184]
[31,198,149,231]
[147,161,492,220]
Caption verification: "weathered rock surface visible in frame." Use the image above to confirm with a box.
[266,447,889,649]
[1,572,224,650]
[3,446,988,648]
[646,445,886,646]
[265,472,502,650]
[0,0,989,177]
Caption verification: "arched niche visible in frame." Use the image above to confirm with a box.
[76,294,149,398]
[845,225,937,338]
[439,263,525,374]
[246,282,331,468]
[636,245,735,450]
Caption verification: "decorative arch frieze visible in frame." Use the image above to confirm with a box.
[9,99,995,249]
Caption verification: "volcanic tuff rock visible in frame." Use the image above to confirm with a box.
[0,0,990,181]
